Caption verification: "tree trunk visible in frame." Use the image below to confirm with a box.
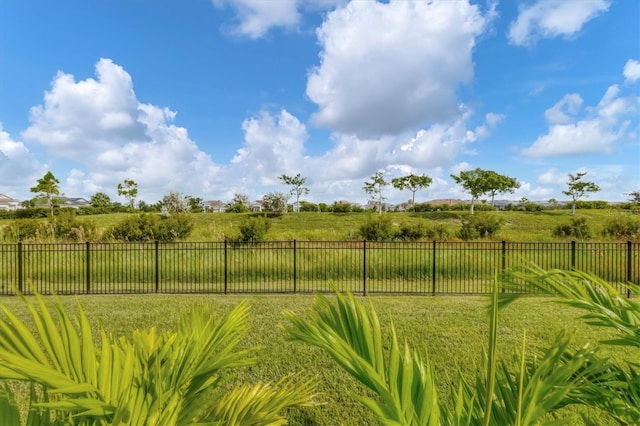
[470,197,475,215]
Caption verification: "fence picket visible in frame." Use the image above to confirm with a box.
[0,240,636,296]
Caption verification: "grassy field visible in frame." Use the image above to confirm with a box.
[1,293,636,425]
[2,209,638,242]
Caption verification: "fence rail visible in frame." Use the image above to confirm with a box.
[0,241,637,296]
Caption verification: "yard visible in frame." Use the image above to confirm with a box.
[1,291,637,425]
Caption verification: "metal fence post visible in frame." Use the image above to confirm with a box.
[293,240,297,294]
[86,241,91,294]
[224,240,228,294]
[154,241,159,293]
[571,240,576,270]
[627,240,632,298]
[363,240,367,296]
[432,240,436,295]
[17,242,23,294]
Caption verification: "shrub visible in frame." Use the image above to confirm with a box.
[235,216,271,242]
[225,203,250,213]
[299,201,319,212]
[553,217,591,239]
[50,209,99,241]
[14,208,48,219]
[459,214,503,240]
[601,216,640,239]
[423,223,452,241]
[330,202,352,213]
[107,213,193,242]
[1,219,44,241]
[158,213,194,241]
[359,215,394,241]
[394,222,426,241]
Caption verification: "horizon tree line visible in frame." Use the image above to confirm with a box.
[20,169,630,216]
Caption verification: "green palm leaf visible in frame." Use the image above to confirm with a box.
[0,293,315,424]
[284,291,440,425]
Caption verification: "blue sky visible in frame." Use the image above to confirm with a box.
[1,0,638,205]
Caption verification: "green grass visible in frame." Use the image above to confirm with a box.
[2,209,639,243]
[1,293,636,425]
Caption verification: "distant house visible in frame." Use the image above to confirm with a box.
[250,200,263,212]
[203,200,226,213]
[58,197,90,208]
[0,194,20,211]
[425,198,464,206]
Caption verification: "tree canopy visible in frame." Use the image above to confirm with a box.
[117,178,138,209]
[363,172,389,215]
[391,174,432,211]
[563,172,600,215]
[279,173,309,212]
[450,168,489,214]
[30,171,61,215]
[483,170,520,206]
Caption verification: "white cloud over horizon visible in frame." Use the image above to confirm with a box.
[20,59,223,202]
[306,0,492,138]
[521,80,637,158]
[0,123,46,193]
[508,0,611,46]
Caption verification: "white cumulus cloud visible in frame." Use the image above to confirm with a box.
[20,58,222,202]
[212,0,345,38]
[306,0,492,137]
[522,75,637,158]
[213,0,300,38]
[0,123,46,191]
[508,0,610,46]
[623,59,640,83]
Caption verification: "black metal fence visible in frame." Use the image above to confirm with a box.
[0,240,637,296]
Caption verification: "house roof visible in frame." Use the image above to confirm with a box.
[0,193,19,203]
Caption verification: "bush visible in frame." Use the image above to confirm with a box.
[458,214,503,240]
[234,216,271,242]
[330,202,352,213]
[359,215,394,241]
[553,217,591,239]
[423,223,452,241]
[601,216,640,239]
[394,222,426,241]
[1,219,43,241]
[14,208,48,219]
[50,209,99,241]
[107,213,193,242]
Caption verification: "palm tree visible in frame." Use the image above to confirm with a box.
[0,294,316,424]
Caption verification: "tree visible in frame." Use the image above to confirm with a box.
[161,191,191,215]
[450,168,491,214]
[226,193,250,213]
[187,196,204,213]
[30,171,61,216]
[363,171,388,215]
[483,170,520,206]
[562,172,600,215]
[262,192,289,215]
[391,174,432,211]
[627,190,640,205]
[117,178,138,209]
[90,192,112,211]
[279,173,309,212]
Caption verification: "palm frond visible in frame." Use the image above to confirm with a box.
[284,291,440,425]
[204,374,317,425]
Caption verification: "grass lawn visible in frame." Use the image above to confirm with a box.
[2,208,636,242]
[1,292,636,425]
